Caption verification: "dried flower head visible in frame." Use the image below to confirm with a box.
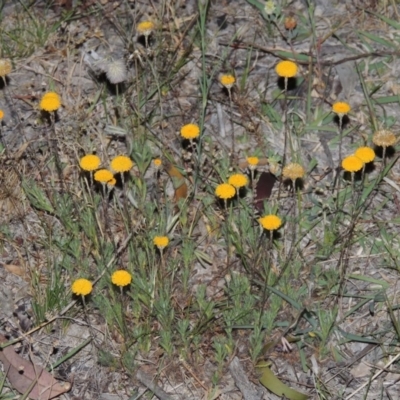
[40,92,61,112]
[284,16,297,30]
[111,270,132,287]
[228,173,248,189]
[0,59,12,78]
[354,147,375,163]
[0,110,4,120]
[110,156,133,173]
[215,183,236,200]
[259,214,282,231]
[106,59,127,84]
[220,74,236,89]
[275,60,298,78]
[80,154,101,171]
[94,169,114,183]
[332,101,351,116]
[282,163,305,181]
[341,155,363,173]
[180,123,200,140]
[153,236,169,250]
[246,157,259,169]
[137,20,155,36]
[71,278,92,296]
[372,130,396,147]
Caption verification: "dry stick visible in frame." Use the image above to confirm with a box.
[345,352,400,400]
[219,41,400,67]
[0,233,133,349]
[136,369,174,400]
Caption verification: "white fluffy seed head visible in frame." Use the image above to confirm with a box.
[106,60,127,84]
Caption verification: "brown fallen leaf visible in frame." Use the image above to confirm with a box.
[3,264,26,278]
[0,335,71,399]
[163,161,188,202]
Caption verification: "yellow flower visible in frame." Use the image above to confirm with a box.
[71,278,92,296]
[341,155,363,173]
[110,155,133,173]
[39,92,61,112]
[111,270,132,287]
[332,101,351,116]
[264,0,276,15]
[246,156,259,169]
[137,20,155,36]
[107,177,117,189]
[180,123,200,140]
[220,74,236,89]
[282,163,305,181]
[354,147,375,163]
[153,236,169,250]
[215,183,236,200]
[0,110,4,120]
[153,158,162,168]
[94,169,114,183]
[0,59,12,77]
[372,130,396,147]
[259,215,282,231]
[80,154,101,171]
[228,173,248,189]
[275,60,297,78]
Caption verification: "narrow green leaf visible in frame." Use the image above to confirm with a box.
[348,274,389,289]
[257,363,309,399]
[357,30,397,49]
[338,327,380,344]
[364,9,400,30]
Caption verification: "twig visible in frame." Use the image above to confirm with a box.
[345,352,400,399]
[136,370,174,400]
[220,41,400,67]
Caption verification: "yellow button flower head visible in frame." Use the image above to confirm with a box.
[110,155,133,173]
[282,163,305,181]
[220,74,236,89]
[275,60,298,78]
[0,59,12,78]
[246,156,259,170]
[153,236,169,250]
[264,0,276,15]
[107,177,117,189]
[153,158,162,168]
[228,173,248,189]
[40,92,61,112]
[354,147,375,163]
[259,214,282,231]
[215,183,236,200]
[111,270,132,287]
[71,278,92,296]
[94,169,114,183]
[372,129,396,147]
[80,154,101,172]
[341,155,363,173]
[137,20,155,36]
[180,123,200,140]
[0,110,4,120]
[332,101,351,116]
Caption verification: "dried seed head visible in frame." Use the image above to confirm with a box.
[106,60,127,84]
[0,59,12,77]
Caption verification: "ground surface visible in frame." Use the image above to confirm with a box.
[1,0,400,399]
